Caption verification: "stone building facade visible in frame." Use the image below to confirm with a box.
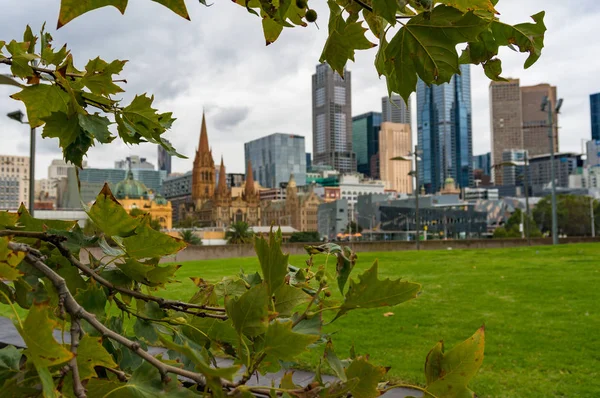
[262,175,322,232]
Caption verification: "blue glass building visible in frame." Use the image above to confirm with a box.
[591,93,600,140]
[473,152,491,176]
[244,133,306,189]
[417,64,473,194]
[352,112,382,177]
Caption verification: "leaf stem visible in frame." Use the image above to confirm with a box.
[0,289,22,329]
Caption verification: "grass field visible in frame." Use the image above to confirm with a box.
[156,243,600,398]
[2,243,599,397]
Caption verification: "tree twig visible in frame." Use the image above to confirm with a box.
[8,241,237,389]
[0,230,227,316]
[0,57,84,78]
[69,318,87,398]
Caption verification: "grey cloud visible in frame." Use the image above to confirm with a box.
[1,0,600,177]
[211,106,250,131]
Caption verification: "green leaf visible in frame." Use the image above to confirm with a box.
[77,335,117,380]
[86,360,198,397]
[86,184,141,237]
[158,335,239,380]
[122,224,186,259]
[362,9,384,39]
[345,357,387,398]
[78,113,114,143]
[372,0,398,25]
[10,84,70,128]
[424,327,485,398]
[57,0,128,28]
[80,57,127,95]
[74,280,107,321]
[324,340,346,382]
[0,212,18,229]
[336,246,356,295]
[0,74,25,88]
[273,284,310,317]
[41,112,82,150]
[215,277,248,299]
[482,59,506,81]
[0,237,25,281]
[490,12,546,69]
[263,320,319,360]
[0,346,23,384]
[262,14,284,45]
[6,40,37,78]
[151,0,190,20]
[15,303,74,397]
[23,25,37,54]
[460,11,545,74]
[255,232,288,296]
[16,204,77,232]
[439,0,497,13]
[381,5,490,102]
[320,0,375,77]
[226,283,270,338]
[184,317,240,347]
[335,260,420,320]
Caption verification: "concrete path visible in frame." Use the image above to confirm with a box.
[0,317,421,397]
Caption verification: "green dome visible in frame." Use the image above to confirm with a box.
[154,193,168,205]
[444,177,455,185]
[115,171,149,200]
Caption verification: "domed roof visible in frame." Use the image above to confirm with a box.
[115,170,149,200]
[444,177,455,185]
[154,192,168,205]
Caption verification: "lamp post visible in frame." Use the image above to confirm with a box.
[7,110,35,216]
[541,95,563,245]
[492,154,531,246]
[356,215,374,241]
[392,145,422,250]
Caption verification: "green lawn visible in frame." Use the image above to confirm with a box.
[2,244,599,397]
[157,243,600,398]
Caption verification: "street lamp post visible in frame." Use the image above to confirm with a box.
[7,110,35,216]
[392,145,422,250]
[541,95,563,245]
[356,215,374,241]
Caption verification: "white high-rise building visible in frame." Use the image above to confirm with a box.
[0,155,29,210]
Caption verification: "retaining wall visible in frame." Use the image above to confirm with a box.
[83,237,600,263]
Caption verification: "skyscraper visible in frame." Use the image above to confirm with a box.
[244,133,306,189]
[312,63,355,173]
[417,64,473,194]
[490,80,558,184]
[382,95,411,124]
[489,79,522,185]
[158,140,172,175]
[352,112,381,177]
[379,122,413,193]
[521,84,558,157]
[590,93,600,140]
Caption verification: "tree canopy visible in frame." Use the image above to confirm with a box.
[0,0,547,396]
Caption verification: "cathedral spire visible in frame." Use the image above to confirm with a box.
[198,111,209,154]
[245,159,255,196]
[216,156,228,195]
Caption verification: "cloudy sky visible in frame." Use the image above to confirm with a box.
[1,0,599,178]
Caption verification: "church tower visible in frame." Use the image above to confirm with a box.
[192,112,216,207]
[285,174,299,229]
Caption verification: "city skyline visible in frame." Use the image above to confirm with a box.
[0,1,598,178]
